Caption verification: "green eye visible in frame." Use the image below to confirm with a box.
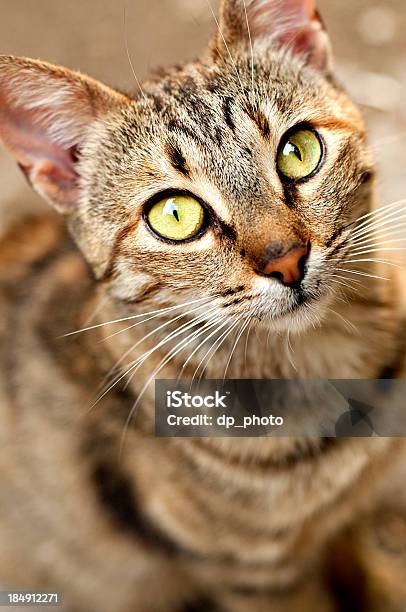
[277,128,322,181]
[147,195,205,241]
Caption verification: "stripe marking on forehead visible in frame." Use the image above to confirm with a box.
[165,141,190,178]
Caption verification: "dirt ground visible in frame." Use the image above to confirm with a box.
[0,0,405,232]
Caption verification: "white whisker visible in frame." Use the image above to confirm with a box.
[350,198,406,233]
[123,5,148,102]
[121,309,221,390]
[350,211,406,242]
[244,319,255,370]
[222,317,250,381]
[330,272,362,286]
[342,258,403,270]
[82,295,110,327]
[179,316,228,375]
[101,300,210,342]
[194,317,241,383]
[326,307,360,334]
[62,296,208,337]
[96,301,214,395]
[242,0,255,93]
[91,307,219,409]
[285,328,297,372]
[205,0,245,91]
[330,278,359,294]
[335,267,390,281]
[119,314,227,451]
[349,233,406,250]
[347,246,406,257]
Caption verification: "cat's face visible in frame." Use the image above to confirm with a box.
[0,0,374,334]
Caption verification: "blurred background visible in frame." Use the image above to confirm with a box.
[0,0,405,235]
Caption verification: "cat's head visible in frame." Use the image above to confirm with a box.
[0,0,374,333]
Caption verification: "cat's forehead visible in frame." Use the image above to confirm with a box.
[109,55,362,215]
[141,56,333,141]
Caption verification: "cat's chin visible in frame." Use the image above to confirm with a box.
[262,292,333,335]
[250,274,337,335]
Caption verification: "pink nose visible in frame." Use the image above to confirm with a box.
[257,242,310,287]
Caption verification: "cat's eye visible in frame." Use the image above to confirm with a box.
[146,195,205,242]
[277,128,323,181]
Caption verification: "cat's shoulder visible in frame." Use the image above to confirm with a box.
[0,215,67,285]
[0,214,91,343]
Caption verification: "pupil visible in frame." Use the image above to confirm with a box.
[163,198,180,222]
[284,141,302,162]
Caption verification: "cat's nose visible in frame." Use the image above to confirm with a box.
[255,241,310,287]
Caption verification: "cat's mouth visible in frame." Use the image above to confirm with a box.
[244,276,331,332]
[272,291,321,320]
[282,288,311,311]
[268,292,329,332]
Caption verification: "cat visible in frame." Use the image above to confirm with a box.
[1,0,406,610]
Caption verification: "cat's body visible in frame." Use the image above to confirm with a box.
[1,1,406,610]
[1,216,406,612]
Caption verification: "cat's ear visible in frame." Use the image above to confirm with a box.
[214,0,331,71]
[0,55,129,214]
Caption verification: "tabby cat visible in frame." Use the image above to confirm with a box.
[1,0,406,610]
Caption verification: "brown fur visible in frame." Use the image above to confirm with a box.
[1,1,406,610]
